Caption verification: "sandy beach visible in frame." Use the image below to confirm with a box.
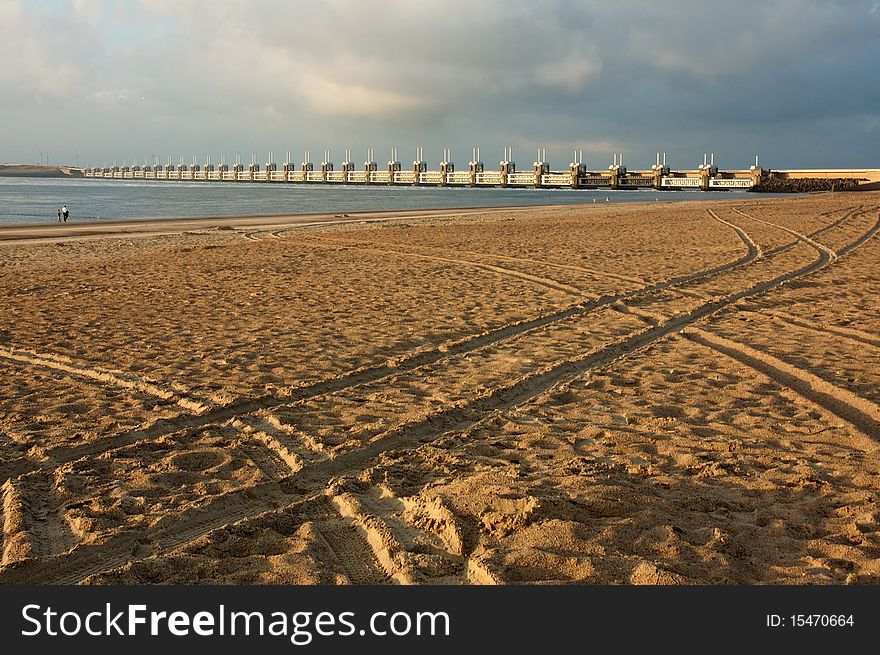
[1,193,879,585]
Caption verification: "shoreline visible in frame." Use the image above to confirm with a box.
[0,204,574,243]
[0,194,816,243]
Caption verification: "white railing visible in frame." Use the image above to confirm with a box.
[475,172,502,185]
[145,171,156,179]
[419,171,443,184]
[507,172,536,185]
[269,171,286,181]
[180,171,194,180]
[348,171,367,183]
[446,171,471,184]
[236,172,252,181]
[253,172,268,181]
[123,172,133,179]
[288,171,305,182]
[541,173,572,186]
[370,171,391,183]
[326,171,344,182]
[306,171,324,182]
[661,177,700,187]
[156,171,169,179]
[221,172,236,181]
[207,172,221,180]
[709,178,753,188]
[394,171,415,183]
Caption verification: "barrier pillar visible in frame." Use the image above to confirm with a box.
[265,152,276,182]
[388,147,400,186]
[302,151,313,181]
[469,153,483,187]
[500,148,515,188]
[608,153,626,190]
[749,157,764,188]
[321,150,333,183]
[282,160,295,182]
[439,148,452,187]
[388,161,400,185]
[413,147,426,186]
[364,149,376,185]
[532,148,547,187]
[651,153,668,190]
[699,153,717,191]
[341,150,353,185]
[609,167,619,190]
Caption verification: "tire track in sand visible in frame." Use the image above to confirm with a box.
[0,347,211,415]
[2,480,29,565]
[675,211,880,448]
[837,211,880,256]
[23,206,766,479]
[14,473,78,559]
[810,204,866,238]
[306,497,393,585]
[0,481,293,585]
[751,205,869,259]
[329,486,466,584]
[80,209,880,581]
[757,311,880,350]
[0,208,818,582]
[293,207,862,486]
[292,233,648,287]
[682,329,880,451]
[295,237,589,297]
[731,207,837,265]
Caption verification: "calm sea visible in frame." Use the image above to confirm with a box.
[0,176,763,225]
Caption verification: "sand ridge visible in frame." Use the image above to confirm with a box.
[1,193,879,584]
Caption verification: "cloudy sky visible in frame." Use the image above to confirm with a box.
[2,0,879,170]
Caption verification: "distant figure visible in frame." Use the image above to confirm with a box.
[62,205,69,222]
[57,208,62,222]
[605,196,610,203]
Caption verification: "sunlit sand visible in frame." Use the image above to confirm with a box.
[1,193,878,584]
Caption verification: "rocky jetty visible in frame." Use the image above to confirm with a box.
[751,176,861,193]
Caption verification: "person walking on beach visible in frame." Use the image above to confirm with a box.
[61,205,69,222]
[57,208,62,222]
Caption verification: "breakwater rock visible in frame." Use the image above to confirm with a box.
[751,176,861,193]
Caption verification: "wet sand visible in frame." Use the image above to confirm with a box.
[1,193,879,584]
[0,205,568,242]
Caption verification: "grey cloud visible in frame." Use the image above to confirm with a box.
[0,0,877,169]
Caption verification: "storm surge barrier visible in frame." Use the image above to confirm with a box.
[84,150,878,192]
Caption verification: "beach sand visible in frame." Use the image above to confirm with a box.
[1,193,879,584]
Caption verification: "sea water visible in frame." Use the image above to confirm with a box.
[0,176,765,225]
